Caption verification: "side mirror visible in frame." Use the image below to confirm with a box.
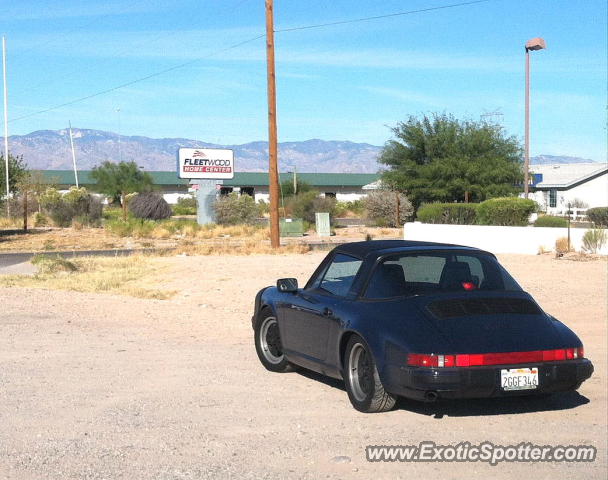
[277,278,298,293]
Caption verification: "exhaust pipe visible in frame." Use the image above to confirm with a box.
[424,391,439,402]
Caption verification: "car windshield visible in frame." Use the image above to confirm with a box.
[364,251,522,299]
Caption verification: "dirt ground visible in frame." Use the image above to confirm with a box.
[0,252,606,479]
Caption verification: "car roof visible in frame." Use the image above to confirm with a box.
[333,240,486,259]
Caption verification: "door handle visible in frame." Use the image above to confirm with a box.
[322,307,333,317]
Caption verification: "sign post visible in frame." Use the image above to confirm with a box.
[177,148,234,225]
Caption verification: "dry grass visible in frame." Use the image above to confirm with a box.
[193,224,269,240]
[0,254,175,299]
[0,227,143,252]
[175,238,309,256]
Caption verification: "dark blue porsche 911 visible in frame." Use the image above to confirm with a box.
[252,240,593,413]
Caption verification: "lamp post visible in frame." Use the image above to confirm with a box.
[524,37,546,199]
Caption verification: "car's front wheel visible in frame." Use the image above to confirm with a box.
[343,335,396,413]
[254,309,293,373]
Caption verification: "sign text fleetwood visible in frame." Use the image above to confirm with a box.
[177,148,235,179]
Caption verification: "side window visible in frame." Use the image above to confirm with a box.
[318,254,362,297]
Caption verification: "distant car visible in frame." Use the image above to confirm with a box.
[252,240,593,413]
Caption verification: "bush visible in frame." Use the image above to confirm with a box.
[31,254,78,273]
[214,193,260,225]
[555,237,571,254]
[586,207,608,227]
[285,191,337,224]
[7,195,39,219]
[363,190,413,227]
[334,200,365,217]
[102,207,126,221]
[33,212,48,227]
[105,218,157,237]
[105,218,135,237]
[582,228,607,254]
[281,179,313,197]
[172,195,197,215]
[416,203,478,225]
[534,215,568,228]
[129,193,172,220]
[39,187,103,227]
[476,197,537,226]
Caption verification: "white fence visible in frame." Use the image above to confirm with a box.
[403,222,608,255]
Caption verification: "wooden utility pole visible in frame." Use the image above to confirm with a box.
[265,0,280,248]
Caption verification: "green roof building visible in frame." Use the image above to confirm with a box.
[37,170,380,203]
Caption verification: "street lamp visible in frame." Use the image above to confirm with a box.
[524,37,546,198]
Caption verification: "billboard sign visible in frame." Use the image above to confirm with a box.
[177,148,234,179]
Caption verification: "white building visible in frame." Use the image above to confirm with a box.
[220,172,379,203]
[529,163,608,215]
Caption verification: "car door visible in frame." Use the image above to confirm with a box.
[280,253,363,369]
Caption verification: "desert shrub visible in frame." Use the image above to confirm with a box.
[363,190,413,227]
[7,195,39,219]
[172,195,197,215]
[257,199,269,215]
[534,215,568,228]
[582,228,607,254]
[334,200,365,217]
[129,192,172,220]
[39,187,103,227]
[105,218,135,237]
[586,207,608,227]
[555,237,571,254]
[281,179,313,197]
[102,207,127,221]
[31,254,78,274]
[476,197,537,226]
[214,193,260,225]
[285,191,337,224]
[33,212,48,227]
[416,203,478,225]
[105,218,161,238]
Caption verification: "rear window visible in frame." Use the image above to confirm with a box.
[364,251,521,299]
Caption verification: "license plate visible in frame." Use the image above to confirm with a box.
[500,368,538,391]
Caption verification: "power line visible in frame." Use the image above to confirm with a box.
[9,34,265,124]
[274,0,493,33]
[16,0,257,100]
[9,0,494,124]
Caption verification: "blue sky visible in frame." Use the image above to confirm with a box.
[3,0,607,161]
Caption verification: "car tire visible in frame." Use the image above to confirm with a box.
[343,335,396,413]
[254,308,294,373]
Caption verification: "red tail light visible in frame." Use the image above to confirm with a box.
[407,347,585,368]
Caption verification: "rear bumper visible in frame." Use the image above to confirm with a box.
[384,358,594,402]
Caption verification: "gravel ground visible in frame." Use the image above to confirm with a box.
[0,252,606,479]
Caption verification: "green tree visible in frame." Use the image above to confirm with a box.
[281,178,313,197]
[90,161,153,220]
[0,153,28,203]
[380,113,523,208]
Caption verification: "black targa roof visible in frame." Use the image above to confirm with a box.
[333,240,483,260]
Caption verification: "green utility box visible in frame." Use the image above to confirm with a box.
[280,218,304,237]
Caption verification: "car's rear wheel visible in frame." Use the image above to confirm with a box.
[254,309,293,372]
[344,335,396,413]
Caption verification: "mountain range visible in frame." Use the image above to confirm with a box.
[7,128,596,173]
